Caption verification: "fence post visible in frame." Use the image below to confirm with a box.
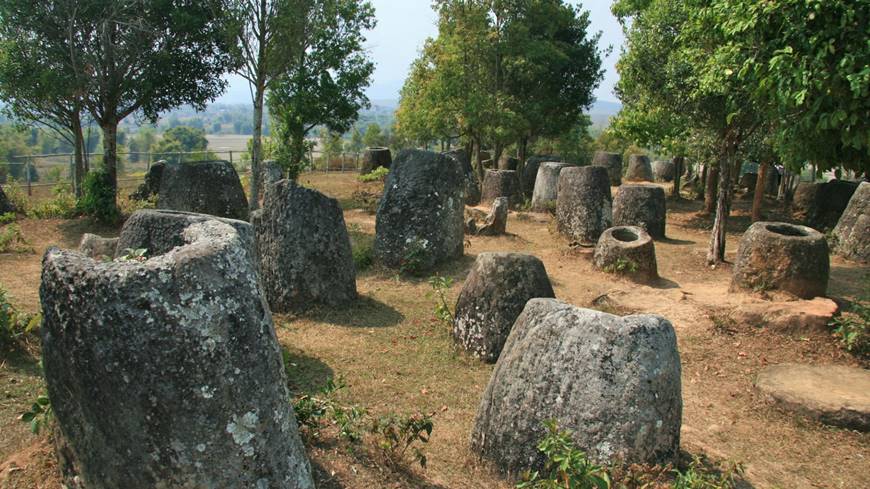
[26,157,32,196]
[229,151,234,167]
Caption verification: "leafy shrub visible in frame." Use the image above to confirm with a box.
[428,275,454,326]
[603,258,639,275]
[358,166,389,182]
[370,413,433,469]
[78,170,120,223]
[348,223,375,271]
[292,376,366,442]
[0,220,32,253]
[672,456,742,489]
[831,300,870,358]
[20,392,52,434]
[2,182,30,213]
[0,287,40,350]
[400,237,428,276]
[517,420,611,489]
[28,183,78,219]
[0,212,15,225]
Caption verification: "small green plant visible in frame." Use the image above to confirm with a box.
[517,420,611,489]
[0,212,15,225]
[292,376,366,442]
[20,392,52,434]
[399,237,428,276]
[28,183,79,219]
[78,170,120,223]
[358,166,389,182]
[603,258,638,275]
[831,300,870,358]
[370,412,433,469]
[0,221,32,253]
[1,287,40,349]
[428,275,454,326]
[672,455,742,489]
[117,248,148,262]
[348,223,375,271]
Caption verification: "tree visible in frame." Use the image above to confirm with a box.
[348,125,364,153]
[25,0,237,213]
[362,123,384,148]
[267,0,375,179]
[154,126,209,157]
[226,0,296,209]
[0,0,89,196]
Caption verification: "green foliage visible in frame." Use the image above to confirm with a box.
[153,126,209,158]
[78,170,120,224]
[117,248,148,263]
[370,412,433,469]
[268,0,376,176]
[603,258,639,275]
[0,211,14,225]
[19,392,52,435]
[292,376,366,443]
[517,420,610,489]
[27,183,78,219]
[672,456,742,489]
[831,300,870,358]
[0,220,30,253]
[0,286,40,350]
[362,122,385,148]
[348,223,374,272]
[399,237,428,276]
[427,275,454,326]
[357,166,389,183]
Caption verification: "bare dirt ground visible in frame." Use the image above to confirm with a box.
[1,171,868,488]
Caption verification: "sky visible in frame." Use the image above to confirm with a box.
[215,1,624,105]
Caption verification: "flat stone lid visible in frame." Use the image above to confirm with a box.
[756,363,870,432]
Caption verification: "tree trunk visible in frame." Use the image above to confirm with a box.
[101,120,119,210]
[249,82,265,210]
[517,137,528,180]
[707,140,736,265]
[703,165,719,214]
[699,164,707,200]
[72,112,85,199]
[472,137,484,184]
[672,155,684,198]
[751,161,769,222]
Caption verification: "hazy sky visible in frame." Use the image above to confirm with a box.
[216,1,624,105]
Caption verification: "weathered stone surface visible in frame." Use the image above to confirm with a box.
[471,299,682,473]
[592,151,622,186]
[727,297,838,334]
[453,253,554,363]
[731,222,829,299]
[556,166,612,244]
[498,155,519,171]
[833,181,870,263]
[78,234,118,259]
[361,147,392,174]
[481,170,521,207]
[477,197,509,236]
[522,155,559,198]
[116,210,254,260]
[530,162,571,212]
[652,160,675,182]
[40,212,314,489]
[443,148,481,206]
[738,172,758,190]
[261,160,284,189]
[157,160,249,220]
[766,167,781,195]
[481,158,495,170]
[253,180,357,312]
[756,364,870,432]
[625,154,653,181]
[792,179,859,230]
[593,226,658,282]
[130,160,167,201]
[613,184,667,239]
[0,185,15,214]
[374,149,465,272]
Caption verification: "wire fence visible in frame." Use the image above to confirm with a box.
[0,149,366,198]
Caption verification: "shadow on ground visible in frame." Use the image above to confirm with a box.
[281,346,335,396]
[306,295,405,329]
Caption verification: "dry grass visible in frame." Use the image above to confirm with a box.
[0,172,868,488]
